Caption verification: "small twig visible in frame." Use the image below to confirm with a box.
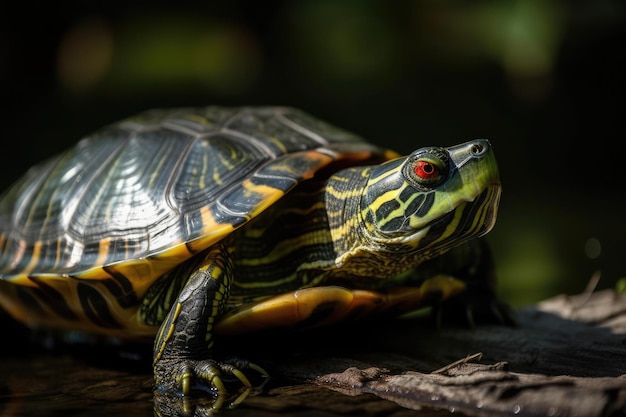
[575,270,602,307]
[431,352,483,375]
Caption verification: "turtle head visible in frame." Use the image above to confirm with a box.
[360,139,501,259]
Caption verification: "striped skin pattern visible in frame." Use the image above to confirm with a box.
[0,106,501,406]
[212,140,501,334]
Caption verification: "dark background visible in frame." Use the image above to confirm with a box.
[1,1,625,306]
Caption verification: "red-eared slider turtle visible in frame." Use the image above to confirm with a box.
[0,106,502,408]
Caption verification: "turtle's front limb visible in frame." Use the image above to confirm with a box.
[429,239,516,327]
[397,239,515,327]
[152,245,267,410]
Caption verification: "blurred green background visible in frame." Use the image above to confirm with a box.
[1,1,624,307]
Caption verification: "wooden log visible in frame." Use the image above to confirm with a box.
[1,289,625,416]
[240,289,626,417]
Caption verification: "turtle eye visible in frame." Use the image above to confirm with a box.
[413,160,440,180]
[403,148,450,189]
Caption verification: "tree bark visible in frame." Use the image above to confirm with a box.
[2,288,625,416]
[242,289,626,417]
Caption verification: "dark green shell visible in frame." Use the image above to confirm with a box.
[0,107,390,277]
[0,107,392,335]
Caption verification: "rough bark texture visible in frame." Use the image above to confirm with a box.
[241,289,626,417]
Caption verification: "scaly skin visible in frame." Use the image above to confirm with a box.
[150,140,502,409]
[152,244,269,409]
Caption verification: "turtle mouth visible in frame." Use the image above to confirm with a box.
[458,183,501,238]
[419,183,501,250]
[368,181,501,254]
[391,182,500,252]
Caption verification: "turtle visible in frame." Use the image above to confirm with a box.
[0,106,503,409]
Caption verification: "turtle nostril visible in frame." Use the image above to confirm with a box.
[470,140,490,157]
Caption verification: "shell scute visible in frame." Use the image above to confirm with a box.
[0,107,385,284]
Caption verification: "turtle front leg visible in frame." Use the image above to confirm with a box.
[424,240,516,327]
[152,244,267,409]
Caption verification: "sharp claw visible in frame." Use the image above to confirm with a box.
[182,394,194,416]
[229,388,252,407]
[230,368,252,388]
[181,370,193,395]
[211,374,227,396]
[156,358,268,411]
[212,394,225,411]
[249,362,269,378]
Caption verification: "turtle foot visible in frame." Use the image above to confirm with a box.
[154,357,269,411]
[433,286,517,328]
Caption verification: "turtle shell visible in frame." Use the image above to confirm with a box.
[0,107,394,334]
